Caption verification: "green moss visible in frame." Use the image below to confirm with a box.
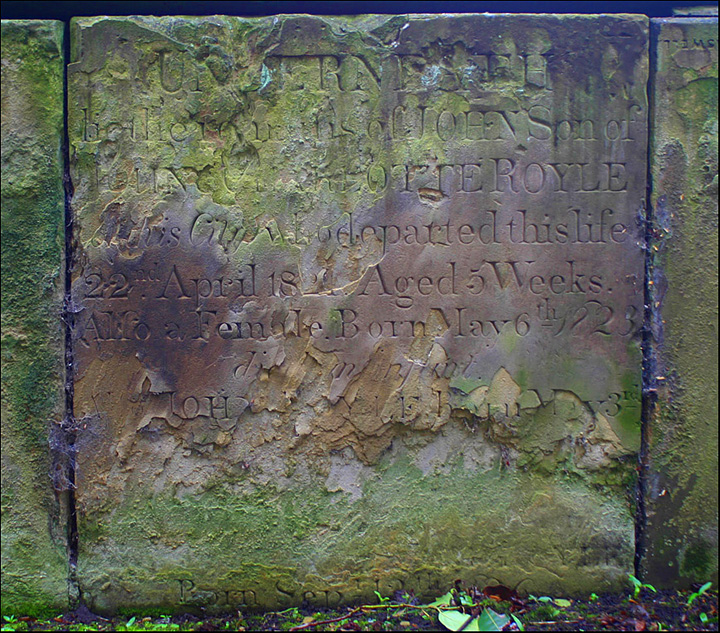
[1,20,65,448]
[1,19,68,615]
[448,376,483,395]
[647,19,718,587]
[616,362,642,450]
[514,368,529,391]
[77,449,634,613]
[681,541,712,579]
[527,604,561,621]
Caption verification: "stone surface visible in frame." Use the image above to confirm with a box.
[646,17,718,586]
[1,20,69,616]
[68,14,648,612]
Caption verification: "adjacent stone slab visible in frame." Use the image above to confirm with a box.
[68,14,648,612]
[1,20,69,616]
[646,17,718,586]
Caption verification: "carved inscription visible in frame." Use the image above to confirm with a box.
[175,573,454,609]
[69,14,647,610]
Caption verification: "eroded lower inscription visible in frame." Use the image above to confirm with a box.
[69,14,647,610]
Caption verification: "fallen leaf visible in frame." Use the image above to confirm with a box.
[483,585,519,602]
[438,610,480,631]
[429,592,454,607]
[477,609,511,632]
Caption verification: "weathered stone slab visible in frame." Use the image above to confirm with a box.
[1,20,68,616]
[68,14,648,612]
[646,17,718,586]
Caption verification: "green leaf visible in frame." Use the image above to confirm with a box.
[511,614,525,631]
[373,591,389,604]
[700,613,709,624]
[554,598,572,608]
[477,609,510,631]
[126,616,137,627]
[537,596,553,603]
[459,593,475,607]
[438,610,480,631]
[689,581,714,604]
[429,591,454,607]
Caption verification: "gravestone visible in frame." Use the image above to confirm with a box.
[1,20,69,615]
[67,14,648,611]
[646,16,718,586]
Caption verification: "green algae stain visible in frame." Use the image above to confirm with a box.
[681,541,713,579]
[647,19,719,587]
[1,20,69,615]
[77,439,637,613]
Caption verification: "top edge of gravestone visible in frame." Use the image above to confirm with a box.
[1,18,63,30]
[653,15,719,23]
[1,19,63,46]
[673,5,718,16]
[1,18,63,24]
[69,13,650,23]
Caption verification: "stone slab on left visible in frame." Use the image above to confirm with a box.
[1,20,69,615]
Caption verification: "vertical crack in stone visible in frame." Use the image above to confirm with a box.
[61,18,81,609]
[636,21,658,580]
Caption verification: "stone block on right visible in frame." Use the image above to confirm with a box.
[647,17,718,586]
